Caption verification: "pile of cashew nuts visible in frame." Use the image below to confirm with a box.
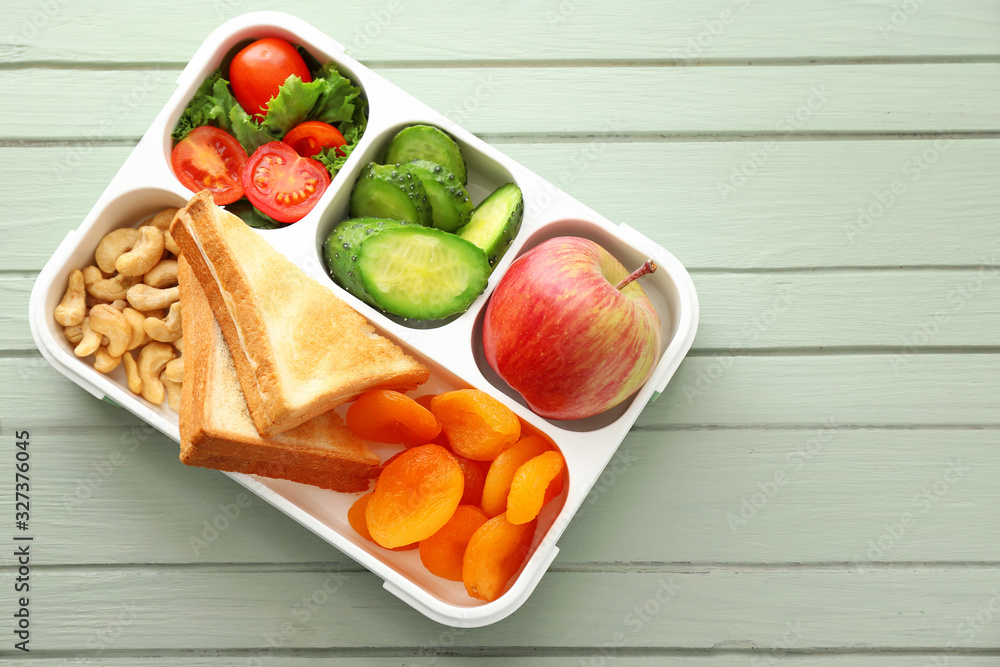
[54,207,185,410]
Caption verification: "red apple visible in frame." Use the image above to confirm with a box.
[482,236,662,420]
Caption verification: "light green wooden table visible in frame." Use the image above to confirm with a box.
[3,1,1000,664]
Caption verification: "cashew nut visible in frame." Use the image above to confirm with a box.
[64,324,84,344]
[74,317,102,357]
[110,299,128,311]
[95,228,140,274]
[88,304,131,357]
[146,208,179,231]
[144,301,182,342]
[126,284,179,311]
[162,374,182,412]
[121,308,147,351]
[163,230,182,257]
[116,225,164,276]
[163,356,183,383]
[123,351,142,395]
[143,259,179,288]
[85,266,139,302]
[54,269,86,326]
[137,342,174,404]
[93,346,122,374]
[172,337,184,355]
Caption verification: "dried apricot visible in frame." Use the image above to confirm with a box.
[454,454,488,507]
[431,389,520,461]
[419,505,489,581]
[346,389,441,446]
[346,493,417,551]
[481,436,550,517]
[506,450,566,525]
[366,444,464,548]
[463,514,536,601]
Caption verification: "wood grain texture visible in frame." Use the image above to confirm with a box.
[2,65,997,142]
[3,0,999,63]
[10,660,1000,667]
[3,139,998,271]
[1,428,995,567]
[14,569,1000,650]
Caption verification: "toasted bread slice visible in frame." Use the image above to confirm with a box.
[171,190,429,436]
[178,257,381,492]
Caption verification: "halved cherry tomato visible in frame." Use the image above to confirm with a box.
[229,37,312,120]
[242,141,330,224]
[170,126,247,205]
[284,121,347,158]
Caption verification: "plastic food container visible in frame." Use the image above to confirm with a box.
[28,11,698,627]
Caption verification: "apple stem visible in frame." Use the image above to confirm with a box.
[616,259,657,290]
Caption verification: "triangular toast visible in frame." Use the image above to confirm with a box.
[178,257,380,492]
[171,190,429,436]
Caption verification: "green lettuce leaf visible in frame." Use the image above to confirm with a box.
[260,74,325,138]
[308,62,361,125]
[172,70,227,142]
[228,103,278,155]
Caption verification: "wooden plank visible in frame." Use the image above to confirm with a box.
[4,353,1000,429]
[4,139,999,272]
[2,64,998,143]
[5,428,997,567]
[20,569,1000,650]
[6,657,999,667]
[4,0,999,63]
[8,267,1000,351]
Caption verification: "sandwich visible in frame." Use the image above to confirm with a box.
[178,257,381,492]
[170,190,429,436]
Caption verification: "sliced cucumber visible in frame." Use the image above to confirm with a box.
[357,226,489,320]
[457,183,523,269]
[322,217,411,304]
[405,159,473,232]
[349,162,432,226]
[382,125,467,185]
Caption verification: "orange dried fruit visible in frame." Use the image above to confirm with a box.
[346,389,441,446]
[366,444,464,548]
[346,493,417,551]
[419,505,489,581]
[481,435,550,517]
[430,389,520,461]
[506,450,566,525]
[454,454,488,507]
[463,513,536,601]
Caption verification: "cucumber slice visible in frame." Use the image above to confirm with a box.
[322,217,411,304]
[405,159,473,232]
[457,183,523,269]
[349,162,432,226]
[357,226,489,320]
[382,125,467,185]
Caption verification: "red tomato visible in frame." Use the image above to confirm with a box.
[229,37,312,120]
[170,126,247,205]
[242,142,331,223]
[283,121,347,158]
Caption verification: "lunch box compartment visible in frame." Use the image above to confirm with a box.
[29,11,698,628]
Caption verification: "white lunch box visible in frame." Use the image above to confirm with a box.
[28,11,699,627]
